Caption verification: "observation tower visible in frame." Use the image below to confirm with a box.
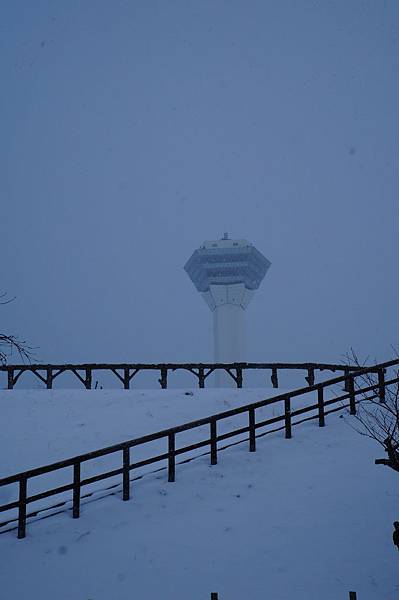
[184,234,271,385]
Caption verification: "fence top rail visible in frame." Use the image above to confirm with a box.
[1,358,398,487]
[0,361,358,372]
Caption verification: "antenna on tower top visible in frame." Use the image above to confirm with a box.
[223,232,229,240]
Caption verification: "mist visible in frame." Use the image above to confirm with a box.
[2,0,398,368]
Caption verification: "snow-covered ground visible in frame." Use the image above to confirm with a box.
[0,387,323,515]
[0,387,398,600]
[0,387,304,476]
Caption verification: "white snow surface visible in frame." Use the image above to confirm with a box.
[0,387,299,476]
[0,387,398,600]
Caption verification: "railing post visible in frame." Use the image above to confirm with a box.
[210,419,217,465]
[73,461,81,518]
[348,374,356,415]
[317,386,325,427]
[236,367,243,389]
[271,368,279,388]
[7,368,14,390]
[306,367,315,387]
[378,369,385,403]
[198,367,205,389]
[284,396,292,439]
[344,368,350,392]
[84,368,92,390]
[159,367,168,389]
[17,475,27,539]
[349,592,357,600]
[46,368,53,389]
[122,446,130,500]
[249,407,256,452]
[123,367,130,390]
[168,433,176,482]
[211,594,218,600]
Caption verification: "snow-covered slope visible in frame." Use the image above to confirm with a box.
[2,387,310,520]
[0,387,298,476]
[0,388,398,600]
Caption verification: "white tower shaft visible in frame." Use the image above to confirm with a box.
[202,283,253,386]
[213,303,245,363]
[213,304,245,387]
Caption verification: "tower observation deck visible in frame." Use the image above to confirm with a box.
[184,234,271,384]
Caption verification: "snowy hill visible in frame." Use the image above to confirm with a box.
[0,388,398,600]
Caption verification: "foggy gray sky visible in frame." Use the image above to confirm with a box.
[1,1,398,367]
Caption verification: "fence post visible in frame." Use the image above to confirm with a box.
[46,368,53,389]
[168,433,176,482]
[84,368,92,390]
[249,407,256,452]
[211,594,218,600]
[122,446,130,500]
[210,419,217,465]
[271,368,279,388]
[159,367,168,389]
[317,386,325,427]
[198,367,205,388]
[284,396,292,439]
[306,367,315,387]
[17,475,27,539]
[73,461,81,518]
[7,368,14,389]
[349,592,357,600]
[348,374,356,415]
[344,368,350,392]
[378,369,385,403]
[123,367,130,390]
[236,367,243,389]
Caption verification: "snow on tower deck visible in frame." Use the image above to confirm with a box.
[184,235,271,296]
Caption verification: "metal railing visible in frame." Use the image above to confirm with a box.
[0,361,358,390]
[1,358,397,539]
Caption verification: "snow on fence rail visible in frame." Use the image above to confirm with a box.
[0,361,359,390]
[0,359,397,540]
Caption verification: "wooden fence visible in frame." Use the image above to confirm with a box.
[0,361,358,390]
[211,593,357,600]
[0,358,397,539]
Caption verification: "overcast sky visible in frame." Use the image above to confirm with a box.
[1,1,398,371]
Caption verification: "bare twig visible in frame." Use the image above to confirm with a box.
[342,349,399,473]
[0,292,35,365]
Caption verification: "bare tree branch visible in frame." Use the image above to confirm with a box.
[0,292,35,365]
[342,349,399,473]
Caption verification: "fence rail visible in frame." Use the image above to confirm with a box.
[1,358,397,539]
[211,594,357,600]
[0,361,359,390]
